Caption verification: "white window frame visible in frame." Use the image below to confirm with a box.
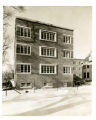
[16,43,31,55]
[16,25,31,38]
[63,34,72,44]
[39,29,57,42]
[63,66,72,75]
[63,49,73,59]
[39,46,57,57]
[39,64,57,74]
[16,63,31,74]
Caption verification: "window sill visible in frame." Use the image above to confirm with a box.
[16,53,31,56]
[39,39,57,43]
[16,72,31,74]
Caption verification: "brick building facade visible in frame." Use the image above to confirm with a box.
[14,18,74,89]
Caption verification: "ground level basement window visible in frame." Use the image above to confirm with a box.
[40,64,57,74]
[20,83,32,88]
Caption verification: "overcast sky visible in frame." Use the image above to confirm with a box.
[8,6,92,65]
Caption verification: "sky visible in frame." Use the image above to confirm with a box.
[7,6,92,66]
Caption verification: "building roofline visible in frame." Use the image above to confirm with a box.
[16,17,74,31]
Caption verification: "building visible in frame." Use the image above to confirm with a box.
[14,17,74,89]
[72,59,83,79]
[82,52,92,82]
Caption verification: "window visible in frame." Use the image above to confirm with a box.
[21,83,31,88]
[63,50,73,58]
[63,66,71,74]
[87,65,89,68]
[83,65,86,69]
[27,83,31,87]
[20,64,31,73]
[63,35,72,44]
[39,29,56,42]
[21,83,25,87]
[87,72,89,78]
[39,46,56,57]
[84,73,86,78]
[40,64,57,74]
[16,44,31,55]
[16,26,31,38]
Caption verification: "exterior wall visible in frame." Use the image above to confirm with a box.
[82,63,92,81]
[15,18,74,89]
[72,59,83,79]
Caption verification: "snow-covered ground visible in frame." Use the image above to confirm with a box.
[2,85,91,116]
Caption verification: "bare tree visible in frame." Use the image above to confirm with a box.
[3,6,25,64]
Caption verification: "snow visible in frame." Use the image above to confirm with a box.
[2,85,91,116]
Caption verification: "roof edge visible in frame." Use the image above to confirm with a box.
[16,17,74,31]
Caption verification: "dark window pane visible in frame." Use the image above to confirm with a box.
[25,65,27,72]
[17,26,20,36]
[24,28,27,37]
[84,73,86,78]
[71,51,73,58]
[21,83,25,87]
[28,47,30,54]
[63,51,66,57]
[50,49,54,56]
[87,65,89,68]
[87,72,89,78]
[21,65,23,72]
[28,29,31,37]
[16,45,20,53]
[21,46,23,53]
[28,65,30,72]
[21,27,23,36]
[64,36,66,43]
[24,46,27,54]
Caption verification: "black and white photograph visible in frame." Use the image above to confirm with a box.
[2,5,92,116]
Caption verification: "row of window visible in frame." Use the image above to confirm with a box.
[20,64,31,73]
[63,35,72,44]
[16,26,73,43]
[40,29,56,42]
[17,64,72,74]
[84,72,90,78]
[63,50,73,58]
[17,26,31,38]
[39,46,56,57]
[83,65,89,69]
[16,44,73,58]
[21,83,31,88]
[16,44,31,55]
[73,67,81,71]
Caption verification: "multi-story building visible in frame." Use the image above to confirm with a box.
[72,59,83,79]
[82,52,92,82]
[14,17,74,89]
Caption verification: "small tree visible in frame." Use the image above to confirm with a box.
[3,6,25,64]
